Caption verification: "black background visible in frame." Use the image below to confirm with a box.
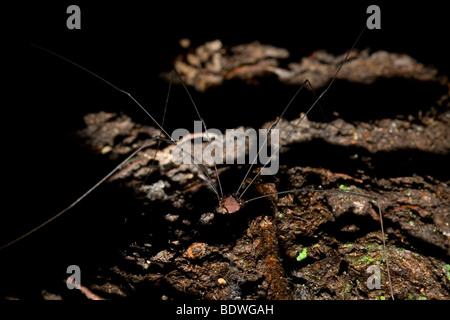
[1,0,448,301]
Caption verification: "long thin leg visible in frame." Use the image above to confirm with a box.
[141,70,173,186]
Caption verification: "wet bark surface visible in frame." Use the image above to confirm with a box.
[2,40,449,300]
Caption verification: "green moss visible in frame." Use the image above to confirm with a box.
[418,296,427,300]
[367,244,383,252]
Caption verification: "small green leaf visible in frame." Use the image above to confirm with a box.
[379,296,385,300]
[339,184,351,192]
[344,283,352,294]
[418,296,427,300]
[296,248,308,262]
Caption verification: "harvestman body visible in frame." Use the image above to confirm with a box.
[1,21,394,299]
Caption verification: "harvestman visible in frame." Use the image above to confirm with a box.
[1,22,394,299]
